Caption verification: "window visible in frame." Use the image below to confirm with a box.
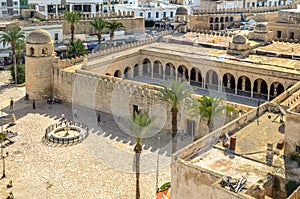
[13,10,18,14]
[1,2,6,6]
[2,11,7,15]
[252,2,255,7]
[296,145,300,153]
[55,33,58,41]
[247,2,250,7]
[163,12,166,18]
[170,11,173,18]
[139,12,143,16]
[156,12,159,18]
[290,32,294,39]
[13,1,18,5]
[277,31,281,38]
[269,1,272,6]
[147,12,151,18]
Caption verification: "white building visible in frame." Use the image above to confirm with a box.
[114,2,178,21]
[0,0,21,18]
[22,24,63,43]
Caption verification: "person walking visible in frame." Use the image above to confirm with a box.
[97,113,101,126]
[32,100,36,109]
[73,108,77,118]
[10,99,13,109]
[61,113,65,121]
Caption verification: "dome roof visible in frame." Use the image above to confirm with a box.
[232,34,247,44]
[26,29,52,44]
[176,7,188,15]
[254,23,269,33]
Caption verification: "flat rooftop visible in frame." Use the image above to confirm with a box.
[190,112,285,184]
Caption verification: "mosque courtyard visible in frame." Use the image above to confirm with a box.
[0,71,173,198]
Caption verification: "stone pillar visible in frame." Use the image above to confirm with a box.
[182,69,186,80]
[251,82,254,98]
[256,79,262,94]
[146,63,150,76]
[209,71,213,84]
[162,64,165,80]
[226,74,231,88]
[138,64,143,77]
[151,63,154,79]
[273,82,279,97]
[195,71,199,82]
[129,69,133,79]
[235,85,238,95]
[242,76,246,91]
[202,78,205,89]
[218,80,222,91]
[175,69,178,82]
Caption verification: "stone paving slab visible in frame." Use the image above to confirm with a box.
[0,71,174,199]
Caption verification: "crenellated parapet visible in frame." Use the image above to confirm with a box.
[87,33,171,61]
[58,56,87,68]
[193,5,294,15]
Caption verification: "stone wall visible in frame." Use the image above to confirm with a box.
[171,159,250,199]
[62,17,145,35]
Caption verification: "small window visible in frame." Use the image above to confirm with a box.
[147,12,151,18]
[139,12,143,16]
[2,11,7,15]
[13,1,18,5]
[277,31,281,38]
[163,12,166,18]
[30,47,34,56]
[170,11,173,18]
[1,2,6,6]
[13,10,18,14]
[156,12,159,18]
[42,48,48,56]
[296,145,300,153]
[55,33,58,41]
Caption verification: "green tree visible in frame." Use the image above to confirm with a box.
[9,64,25,84]
[106,21,124,47]
[90,18,107,45]
[155,80,194,153]
[67,40,87,58]
[63,11,82,45]
[188,96,235,132]
[0,28,25,84]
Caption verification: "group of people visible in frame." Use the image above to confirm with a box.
[10,94,35,110]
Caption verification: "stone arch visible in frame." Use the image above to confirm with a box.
[214,24,219,30]
[153,60,163,78]
[209,17,213,23]
[127,11,130,16]
[178,65,189,80]
[209,24,213,30]
[124,66,131,79]
[143,58,151,77]
[225,16,229,22]
[253,78,268,95]
[215,17,219,23]
[134,64,139,77]
[30,47,35,56]
[237,75,251,92]
[42,47,48,56]
[114,70,122,78]
[222,73,235,89]
[131,11,134,16]
[230,16,234,22]
[220,24,224,30]
[205,70,218,88]
[165,62,176,79]
[220,17,224,22]
[190,67,202,86]
[270,82,284,97]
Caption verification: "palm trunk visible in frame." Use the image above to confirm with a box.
[97,34,102,45]
[207,119,213,132]
[11,43,17,85]
[110,33,114,48]
[71,25,75,44]
[171,107,178,153]
[134,143,142,199]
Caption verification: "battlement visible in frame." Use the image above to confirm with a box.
[87,31,171,61]
[57,56,86,68]
[193,5,294,15]
[48,11,135,20]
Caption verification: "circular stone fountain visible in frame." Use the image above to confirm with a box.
[46,121,88,144]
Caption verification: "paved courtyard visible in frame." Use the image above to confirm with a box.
[0,71,184,198]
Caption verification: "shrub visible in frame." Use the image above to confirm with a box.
[9,64,25,84]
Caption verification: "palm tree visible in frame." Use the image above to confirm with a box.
[0,28,25,84]
[117,111,155,199]
[67,39,87,58]
[155,80,194,153]
[106,20,124,47]
[188,96,235,132]
[63,11,82,45]
[15,39,25,65]
[90,18,107,45]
